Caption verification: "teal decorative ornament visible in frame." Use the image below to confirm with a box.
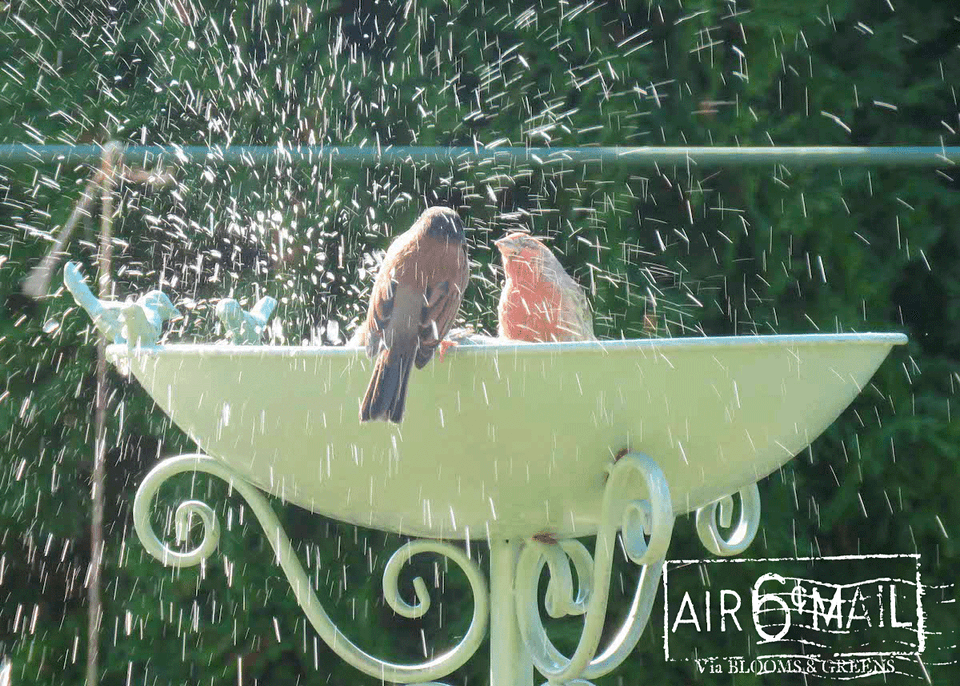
[215,295,277,344]
[64,261,179,347]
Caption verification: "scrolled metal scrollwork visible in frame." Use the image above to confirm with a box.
[133,453,489,684]
[695,482,761,557]
[515,452,675,684]
[381,538,488,625]
[133,458,222,568]
[541,540,593,619]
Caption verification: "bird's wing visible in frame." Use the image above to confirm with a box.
[251,296,277,327]
[561,272,596,340]
[365,273,396,357]
[64,262,126,342]
[415,247,469,369]
[63,262,105,318]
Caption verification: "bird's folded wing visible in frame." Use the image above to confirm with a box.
[416,273,466,369]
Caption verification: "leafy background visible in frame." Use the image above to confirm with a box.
[1,0,958,683]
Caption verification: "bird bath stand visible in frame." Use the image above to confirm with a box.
[67,267,906,685]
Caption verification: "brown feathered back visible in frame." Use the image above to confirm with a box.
[360,207,470,422]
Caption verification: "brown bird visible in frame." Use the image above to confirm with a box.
[495,232,595,342]
[359,206,470,423]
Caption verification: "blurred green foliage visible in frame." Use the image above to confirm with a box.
[1,0,958,684]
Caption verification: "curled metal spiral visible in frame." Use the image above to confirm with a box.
[540,540,594,619]
[133,454,489,684]
[515,452,675,684]
[695,482,761,557]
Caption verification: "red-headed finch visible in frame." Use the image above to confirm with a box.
[359,207,470,423]
[495,232,595,342]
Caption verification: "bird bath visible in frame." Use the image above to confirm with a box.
[111,334,904,539]
[71,265,907,685]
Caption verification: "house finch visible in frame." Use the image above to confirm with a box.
[495,232,595,342]
[359,206,470,423]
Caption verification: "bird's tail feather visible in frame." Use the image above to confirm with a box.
[360,349,414,423]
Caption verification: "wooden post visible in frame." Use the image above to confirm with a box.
[86,141,119,686]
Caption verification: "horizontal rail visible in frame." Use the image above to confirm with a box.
[1,143,958,168]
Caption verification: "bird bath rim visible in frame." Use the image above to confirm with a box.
[107,331,908,359]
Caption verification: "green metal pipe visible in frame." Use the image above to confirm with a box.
[1,143,958,168]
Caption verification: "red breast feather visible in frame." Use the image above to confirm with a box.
[497,238,595,342]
